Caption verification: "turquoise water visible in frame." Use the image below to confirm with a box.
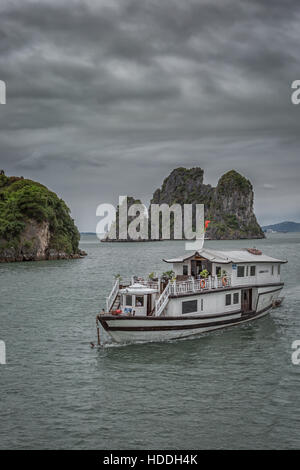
[0,233,300,449]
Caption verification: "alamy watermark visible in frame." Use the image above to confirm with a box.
[291,80,300,105]
[0,80,6,104]
[291,340,300,365]
[96,196,210,251]
[0,340,6,365]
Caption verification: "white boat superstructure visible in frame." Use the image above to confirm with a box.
[97,247,286,344]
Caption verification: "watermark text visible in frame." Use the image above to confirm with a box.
[291,80,300,105]
[0,80,6,104]
[96,196,209,251]
[0,340,6,365]
[291,340,300,365]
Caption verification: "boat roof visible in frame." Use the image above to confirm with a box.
[163,248,287,264]
[119,283,158,294]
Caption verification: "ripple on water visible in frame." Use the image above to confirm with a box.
[0,234,300,449]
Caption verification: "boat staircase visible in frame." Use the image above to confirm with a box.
[106,278,120,312]
[155,281,171,316]
[110,294,120,311]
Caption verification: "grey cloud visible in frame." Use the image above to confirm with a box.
[0,0,300,230]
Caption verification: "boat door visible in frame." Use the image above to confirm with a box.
[191,260,202,277]
[147,294,152,316]
[241,289,252,313]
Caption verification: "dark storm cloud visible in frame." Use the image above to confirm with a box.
[0,0,300,229]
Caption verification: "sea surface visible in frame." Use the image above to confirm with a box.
[0,233,300,450]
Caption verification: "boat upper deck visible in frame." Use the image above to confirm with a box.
[105,247,286,315]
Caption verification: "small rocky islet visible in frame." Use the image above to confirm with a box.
[0,170,86,262]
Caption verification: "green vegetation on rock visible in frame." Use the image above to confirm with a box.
[217,170,252,195]
[0,171,81,261]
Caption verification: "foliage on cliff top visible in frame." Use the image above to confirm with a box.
[0,172,80,253]
[160,167,204,190]
[217,170,252,195]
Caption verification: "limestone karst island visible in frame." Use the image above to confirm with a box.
[103,167,264,242]
[0,170,86,262]
[0,166,264,262]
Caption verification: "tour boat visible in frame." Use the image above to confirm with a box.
[96,247,286,344]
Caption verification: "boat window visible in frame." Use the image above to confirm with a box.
[125,295,132,306]
[233,293,239,304]
[183,265,188,275]
[135,296,144,307]
[271,265,274,275]
[225,294,231,306]
[237,266,245,277]
[278,264,281,275]
[182,300,197,314]
[250,266,256,276]
[216,266,221,277]
[201,298,204,311]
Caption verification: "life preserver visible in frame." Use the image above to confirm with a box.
[200,279,206,289]
[222,276,227,286]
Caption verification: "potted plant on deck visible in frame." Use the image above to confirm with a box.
[200,269,209,279]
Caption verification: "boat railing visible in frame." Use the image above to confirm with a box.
[108,275,231,315]
[169,275,231,296]
[154,275,232,316]
[137,279,159,290]
[119,279,159,290]
[106,278,120,311]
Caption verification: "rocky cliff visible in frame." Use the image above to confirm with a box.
[151,167,264,240]
[0,171,86,262]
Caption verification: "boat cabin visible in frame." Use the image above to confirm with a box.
[119,283,157,316]
[163,248,286,286]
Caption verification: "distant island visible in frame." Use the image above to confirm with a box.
[102,167,265,241]
[262,221,300,232]
[0,170,86,262]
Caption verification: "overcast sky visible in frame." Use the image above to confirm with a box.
[1,0,300,230]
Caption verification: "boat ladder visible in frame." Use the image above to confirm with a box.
[106,278,120,312]
[155,281,171,316]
